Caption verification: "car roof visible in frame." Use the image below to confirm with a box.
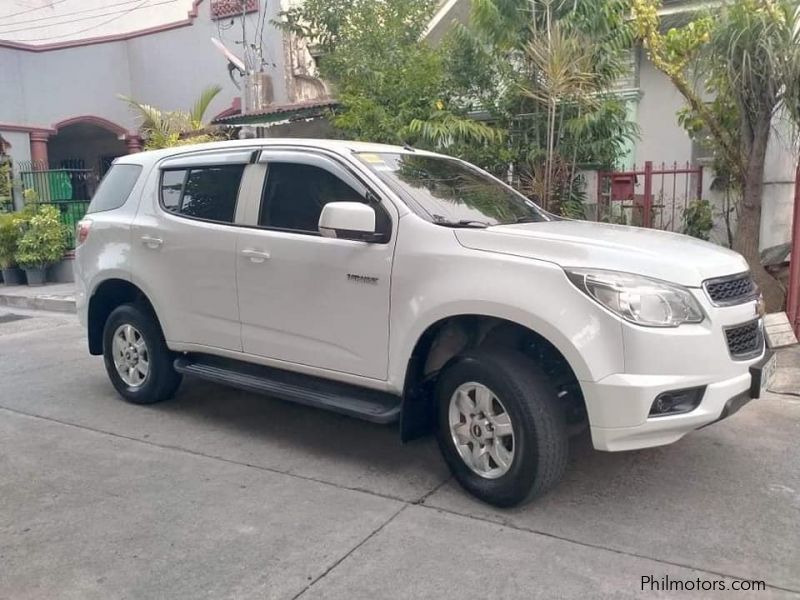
[114,138,441,167]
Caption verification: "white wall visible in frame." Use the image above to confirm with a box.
[761,115,796,253]
[0,1,288,133]
[0,130,31,165]
[634,58,694,169]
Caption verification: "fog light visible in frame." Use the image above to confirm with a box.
[648,387,705,417]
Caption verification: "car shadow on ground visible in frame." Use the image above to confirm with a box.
[142,375,712,508]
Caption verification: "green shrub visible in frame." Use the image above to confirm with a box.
[0,212,22,269]
[682,199,714,241]
[14,205,66,269]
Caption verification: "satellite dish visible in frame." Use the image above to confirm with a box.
[211,36,246,74]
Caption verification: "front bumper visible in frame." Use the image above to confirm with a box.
[585,370,754,451]
[583,289,764,452]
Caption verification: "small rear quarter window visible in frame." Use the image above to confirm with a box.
[87,164,142,213]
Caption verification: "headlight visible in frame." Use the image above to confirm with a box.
[565,268,704,327]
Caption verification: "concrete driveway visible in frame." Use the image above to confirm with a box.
[1,308,798,599]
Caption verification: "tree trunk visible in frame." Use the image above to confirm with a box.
[732,116,784,311]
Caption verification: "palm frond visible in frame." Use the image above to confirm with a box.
[404,112,504,148]
[117,94,168,134]
[189,85,223,129]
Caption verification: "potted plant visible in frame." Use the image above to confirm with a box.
[0,212,26,285]
[14,205,66,286]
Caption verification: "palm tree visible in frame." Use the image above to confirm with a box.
[118,85,224,150]
[633,0,800,310]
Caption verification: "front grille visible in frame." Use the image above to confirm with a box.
[724,320,763,359]
[704,273,757,306]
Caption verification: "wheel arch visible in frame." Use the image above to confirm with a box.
[87,278,160,355]
[399,313,588,441]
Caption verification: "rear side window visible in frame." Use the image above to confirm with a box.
[87,164,142,213]
[159,165,244,224]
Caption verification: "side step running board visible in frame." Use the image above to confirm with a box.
[174,356,401,424]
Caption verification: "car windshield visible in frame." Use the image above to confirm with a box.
[355,152,550,227]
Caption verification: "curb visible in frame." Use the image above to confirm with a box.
[0,292,76,314]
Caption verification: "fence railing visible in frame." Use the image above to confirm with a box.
[594,161,704,232]
[18,167,97,203]
[15,165,95,249]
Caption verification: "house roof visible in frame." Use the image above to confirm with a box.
[0,0,198,46]
[212,99,339,125]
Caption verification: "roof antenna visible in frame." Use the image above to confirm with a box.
[403,143,416,152]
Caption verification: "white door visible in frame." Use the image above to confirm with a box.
[236,150,397,380]
[131,150,255,351]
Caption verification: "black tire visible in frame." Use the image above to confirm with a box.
[102,303,182,404]
[435,349,568,507]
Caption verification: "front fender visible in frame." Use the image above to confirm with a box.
[388,230,624,389]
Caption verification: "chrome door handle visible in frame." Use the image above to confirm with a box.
[140,235,163,249]
[241,248,271,263]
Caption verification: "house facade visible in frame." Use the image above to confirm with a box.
[0,0,323,184]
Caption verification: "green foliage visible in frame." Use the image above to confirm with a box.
[22,187,38,203]
[276,0,501,148]
[0,160,11,200]
[14,205,67,269]
[0,212,22,268]
[682,199,714,240]
[633,0,800,187]
[453,0,639,209]
[119,85,226,150]
[279,0,638,213]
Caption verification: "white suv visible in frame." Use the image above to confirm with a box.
[75,139,775,507]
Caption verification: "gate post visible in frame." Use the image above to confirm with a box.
[786,163,800,337]
[642,160,653,227]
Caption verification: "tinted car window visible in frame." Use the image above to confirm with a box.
[161,169,185,213]
[159,165,244,223]
[259,163,364,232]
[87,164,142,213]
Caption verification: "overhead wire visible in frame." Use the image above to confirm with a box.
[0,0,149,30]
[9,0,183,42]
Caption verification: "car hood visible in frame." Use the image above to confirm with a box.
[454,220,748,287]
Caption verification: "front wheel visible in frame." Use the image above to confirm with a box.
[102,303,182,404]
[435,349,568,507]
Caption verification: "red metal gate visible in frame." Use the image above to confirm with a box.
[595,161,704,232]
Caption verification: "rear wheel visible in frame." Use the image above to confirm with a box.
[102,303,181,404]
[435,349,568,507]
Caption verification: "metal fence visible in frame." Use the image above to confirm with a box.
[16,162,97,248]
[594,161,704,232]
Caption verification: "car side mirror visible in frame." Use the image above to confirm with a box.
[319,202,381,242]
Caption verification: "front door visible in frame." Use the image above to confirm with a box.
[236,151,396,380]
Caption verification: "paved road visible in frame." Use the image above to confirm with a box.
[1,308,799,599]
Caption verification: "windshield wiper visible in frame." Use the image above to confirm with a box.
[432,217,491,228]
[511,216,540,224]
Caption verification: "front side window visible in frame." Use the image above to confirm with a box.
[259,162,366,232]
[355,152,550,227]
[159,165,244,223]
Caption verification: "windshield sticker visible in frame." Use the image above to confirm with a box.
[360,153,385,164]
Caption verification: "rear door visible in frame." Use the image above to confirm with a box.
[131,150,255,351]
[235,149,398,379]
